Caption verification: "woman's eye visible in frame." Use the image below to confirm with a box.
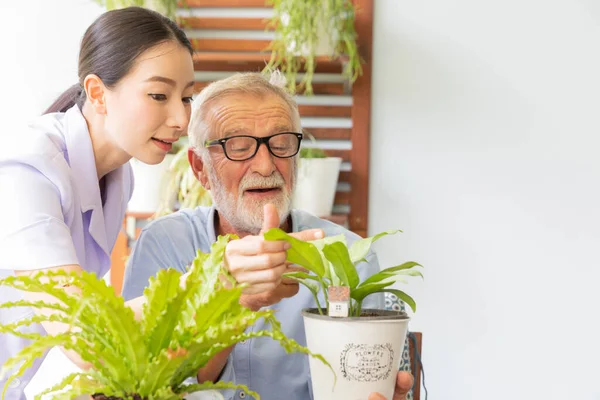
[182,96,193,104]
[149,94,167,101]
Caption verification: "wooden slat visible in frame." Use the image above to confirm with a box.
[303,128,351,140]
[409,332,423,400]
[110,230,128,296]
[353,229,367,238]
[179,17,269,30]
[194,82,345,96]
[348,0,374,235]
[322,214,348,226]
[193,53,344,74]
[339,170,351,182]
[298,82,346,95]
[334,191,350,205]
[324,149,350,162]
[191,38,271,52]
[182,0,269,7]
[298,105,351,118]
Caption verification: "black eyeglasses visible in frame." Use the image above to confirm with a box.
[204,132,303,161]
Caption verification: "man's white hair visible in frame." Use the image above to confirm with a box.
[188,70,302,152]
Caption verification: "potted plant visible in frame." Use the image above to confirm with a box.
[264,228,422,400]
[0,235,328,400]
[265,0,363,95]
[154,144,213,218]
[291,134,342,217]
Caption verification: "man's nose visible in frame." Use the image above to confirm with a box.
[250,143,276,176]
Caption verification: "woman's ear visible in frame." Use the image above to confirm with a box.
[188,148,210,190]
[83,74,107,114]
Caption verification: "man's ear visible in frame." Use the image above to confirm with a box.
[83,74,107,114]
[188,148,210,190]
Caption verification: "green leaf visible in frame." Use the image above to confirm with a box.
[264,228,325,277]
[142,268,182,337]
[34,373,104,400]
[381,289,417,313]
[322,241,360,289]
[349,230,402,264]
[1,333,76,396]
[311,234,347,280]
[360,262,422,287]
[350,281,395,304]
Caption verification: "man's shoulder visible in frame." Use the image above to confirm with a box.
[291,209,361,243]
[141,206,213,241]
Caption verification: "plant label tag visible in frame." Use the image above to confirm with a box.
[328,286,350,318]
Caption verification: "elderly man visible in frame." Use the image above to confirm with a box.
[122,72,413,400]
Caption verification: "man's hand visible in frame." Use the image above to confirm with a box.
[224,203,323,311]
[367,372,414,400]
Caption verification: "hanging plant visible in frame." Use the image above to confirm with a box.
[265,0,363,95]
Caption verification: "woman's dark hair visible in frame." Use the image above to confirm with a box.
[44,7,193,115]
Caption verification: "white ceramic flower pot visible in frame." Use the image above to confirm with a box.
[127,154,174,213]
[302,308,410,400]
[281,7,338,57]
[292,157,342,217]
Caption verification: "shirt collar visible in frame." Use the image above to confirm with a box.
[63,105,127,255]
[64,105,101,212]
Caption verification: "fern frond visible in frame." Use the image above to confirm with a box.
[34,373,104,400]
[141,268,182,337]
[75,270,147,380]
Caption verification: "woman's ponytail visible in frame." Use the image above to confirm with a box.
[43,83,85,115]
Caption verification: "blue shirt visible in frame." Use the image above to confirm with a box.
[122,206,383,400]
[0,105,134,398]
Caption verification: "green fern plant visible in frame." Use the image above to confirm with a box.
[0,235,328,400]
[264,229,423,317]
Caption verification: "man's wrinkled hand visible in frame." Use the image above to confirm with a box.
[225,203,323,311]
[367,372,413,400]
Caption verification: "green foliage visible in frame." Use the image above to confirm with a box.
[0,235,328,400]
[265,0,363,95]
[264,229,422,317]
[299,147,328,159]
[155,145,213,218]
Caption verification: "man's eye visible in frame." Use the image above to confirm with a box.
[149,94,167,101]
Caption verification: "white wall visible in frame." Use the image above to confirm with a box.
[0,1,103,132]
[369,0,600,399]
[0,2,103,398]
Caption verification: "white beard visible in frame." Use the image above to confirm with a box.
[207,165,295,235]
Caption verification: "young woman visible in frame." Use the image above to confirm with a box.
[0,7,196,399]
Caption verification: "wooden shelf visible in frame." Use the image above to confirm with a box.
[179,17,270,30]
[195,81,347,96]
[191,38,272,53]
[193,53,346,74]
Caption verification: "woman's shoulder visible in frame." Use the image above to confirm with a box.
[2,112,69,163]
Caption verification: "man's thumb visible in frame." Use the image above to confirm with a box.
[260,203,280,234]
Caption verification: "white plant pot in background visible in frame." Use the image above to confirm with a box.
[302,309,410,400]
[281,4,339,57]
[292,157,342,217]
[127,154,174,213]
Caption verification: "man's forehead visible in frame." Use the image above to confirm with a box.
[207,94,294,138]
